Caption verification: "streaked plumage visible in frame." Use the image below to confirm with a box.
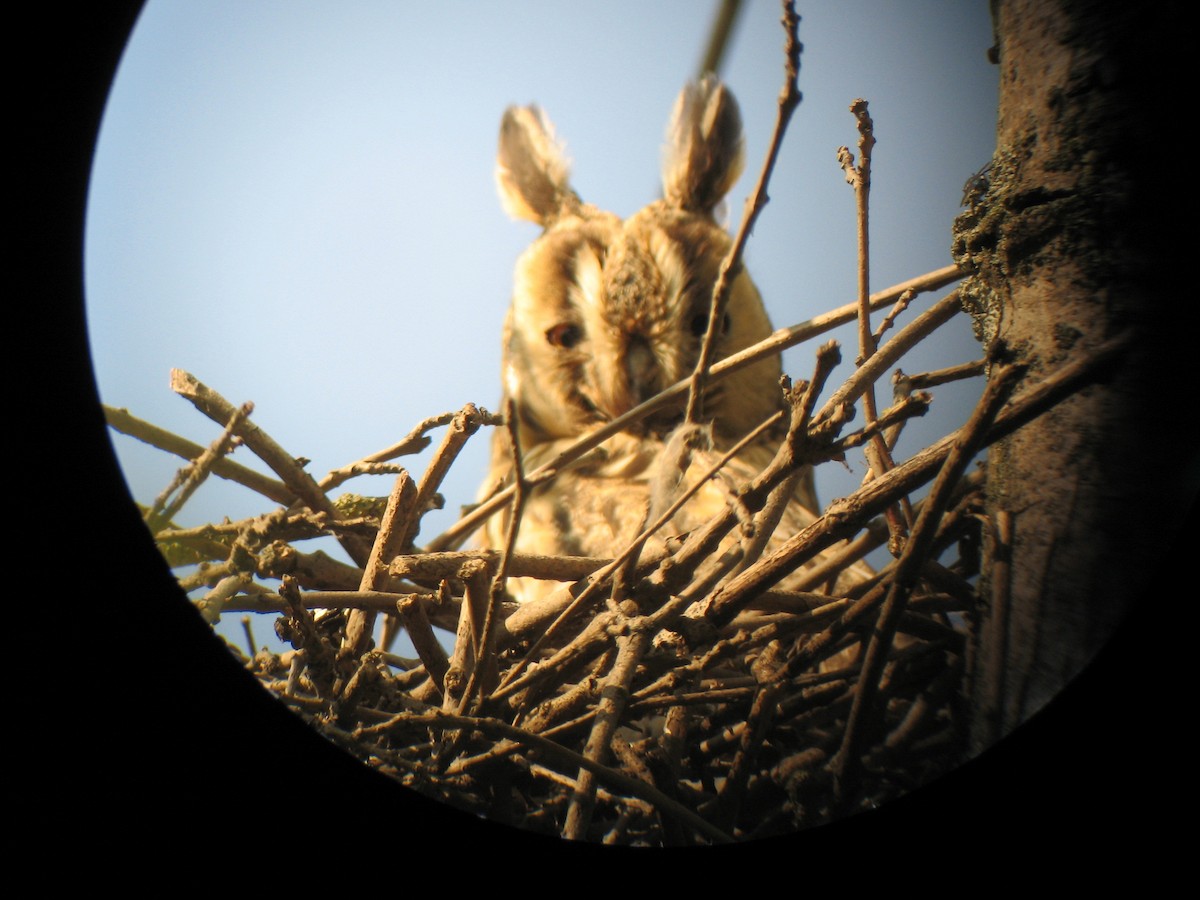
[482,78,861,608]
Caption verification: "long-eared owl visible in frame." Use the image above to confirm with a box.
[482,76,859,607]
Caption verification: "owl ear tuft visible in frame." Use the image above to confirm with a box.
[661,75,746,216]
[496,105,581,226]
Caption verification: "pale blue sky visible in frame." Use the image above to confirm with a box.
[86,1,998,650]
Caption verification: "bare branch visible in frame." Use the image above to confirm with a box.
[685,0,802,425]
[104,404,296,506]
[170,368,374,566]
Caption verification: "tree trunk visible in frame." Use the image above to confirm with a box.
[953,0,1192,752]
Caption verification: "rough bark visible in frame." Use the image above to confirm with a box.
[954,0,1192,751]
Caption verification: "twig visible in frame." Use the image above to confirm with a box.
[826,391,932,458]
[713,677,781,830]
[884,359,985,452]
[240,616,257,657]
[442,558,494,713]
[375,405,493,656]
[894,359,987,394]
[158,511,378,543]
[815,290,962,423]
[697,0,744,77]
[397,587,452,693]
[104,404,296,506]
[563,624,653,840]
[459,399,527,714]
[255,542,370,592]
[316,462,409,493]
[391,551,612,583]
[145,401,251,534]
[873,289,915,346]
[684,0,802,426]
[318,410,469,491]
[194,572,257,624]
[838,99,911,549]
[838,99,877,368]
[404,403,490,550]
[217,589,443,616]
[340,470,417,673]
[276,575,338,697]
[490,609,622,707]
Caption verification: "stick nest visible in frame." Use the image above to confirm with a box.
[108,254,1049,845]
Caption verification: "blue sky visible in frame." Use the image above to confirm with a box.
[85,1,998,650]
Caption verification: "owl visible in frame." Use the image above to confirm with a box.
[481,77,860,611]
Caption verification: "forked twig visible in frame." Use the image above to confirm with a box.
[144,401,251,534]
[104,403,296,506]
[170,368,375,567]
[319,410,464,491]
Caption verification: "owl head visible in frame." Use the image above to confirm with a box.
[495,76,783,455]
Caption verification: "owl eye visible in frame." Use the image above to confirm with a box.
[546,322,583,349]
[689,311,732,337]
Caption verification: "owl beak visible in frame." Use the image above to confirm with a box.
[596,337,660,421]
[625,337,660,407]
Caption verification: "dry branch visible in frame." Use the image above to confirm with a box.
[684,0,801,426]
[104,403,296,506]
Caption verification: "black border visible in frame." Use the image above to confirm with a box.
[26,2,1190,871]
